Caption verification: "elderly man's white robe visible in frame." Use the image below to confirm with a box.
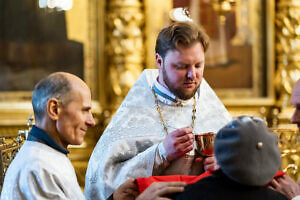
[84,69,231,200]
[1,141,84,200]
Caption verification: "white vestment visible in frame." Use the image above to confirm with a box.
[1,141,85,200]
[84,69,232,200]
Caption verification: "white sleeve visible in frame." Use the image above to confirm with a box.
[19,168,69,200]
[292,196,300,200]
[153,142,170,175]
[158,142,168,160]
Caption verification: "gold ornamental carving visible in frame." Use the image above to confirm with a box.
[273,1,300,180]
[106,0,144,107]
[275,0,300,108]
[273,128,300,181]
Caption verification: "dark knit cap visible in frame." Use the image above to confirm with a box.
[214,116,281,186]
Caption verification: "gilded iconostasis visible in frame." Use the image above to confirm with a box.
[0,0,299,187]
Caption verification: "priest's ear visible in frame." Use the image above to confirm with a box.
[47,98,61,120]
[156,53,163,70]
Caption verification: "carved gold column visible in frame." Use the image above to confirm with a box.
[274,0,300,180]
[275,0,300,112]
[106,0,144,109]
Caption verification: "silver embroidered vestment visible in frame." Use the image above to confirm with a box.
[84,69,232,200]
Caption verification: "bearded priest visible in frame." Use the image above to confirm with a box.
[85,21,232,200]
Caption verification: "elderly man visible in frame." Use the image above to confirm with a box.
[85,21,231,199]
[0,72,186,200]
[269,79,300,200]
[1,72,96,199]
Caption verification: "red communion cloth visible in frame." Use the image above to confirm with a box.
[136,170,285,194]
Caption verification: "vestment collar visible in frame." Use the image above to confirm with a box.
[27,125,69,154]
[153,79,199,106]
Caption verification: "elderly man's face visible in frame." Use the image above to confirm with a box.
[156,42,205,100]
[56,81,96,147]
[291,82,300,131]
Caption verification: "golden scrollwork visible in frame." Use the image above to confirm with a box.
[0,116,33,191]
[272,128,300,181]
[106,0,144,107]
[275,0,300,108]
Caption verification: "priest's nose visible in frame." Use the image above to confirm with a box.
[187,68,196,80]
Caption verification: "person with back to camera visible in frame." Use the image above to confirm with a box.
[174,116,289,200]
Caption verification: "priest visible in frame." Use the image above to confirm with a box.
[85,21,232,200]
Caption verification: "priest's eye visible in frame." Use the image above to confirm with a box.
[82,107,91,112]
[195,62,204,69]
[174,64,187,70]
[195,64,202,68]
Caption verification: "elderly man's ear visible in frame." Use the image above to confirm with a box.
[47,98,61,121]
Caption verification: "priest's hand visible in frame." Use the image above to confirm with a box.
[268,174,300,199]
[163,126,194,161]
[113,178,139,200]
[136,182,187,200]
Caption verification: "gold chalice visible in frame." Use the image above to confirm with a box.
[195,132,216,157]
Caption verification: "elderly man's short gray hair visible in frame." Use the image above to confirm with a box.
[32,73,72,122]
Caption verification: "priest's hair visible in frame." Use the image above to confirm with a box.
[155,21,210,59]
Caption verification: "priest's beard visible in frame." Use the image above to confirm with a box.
[163,66,199,100]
